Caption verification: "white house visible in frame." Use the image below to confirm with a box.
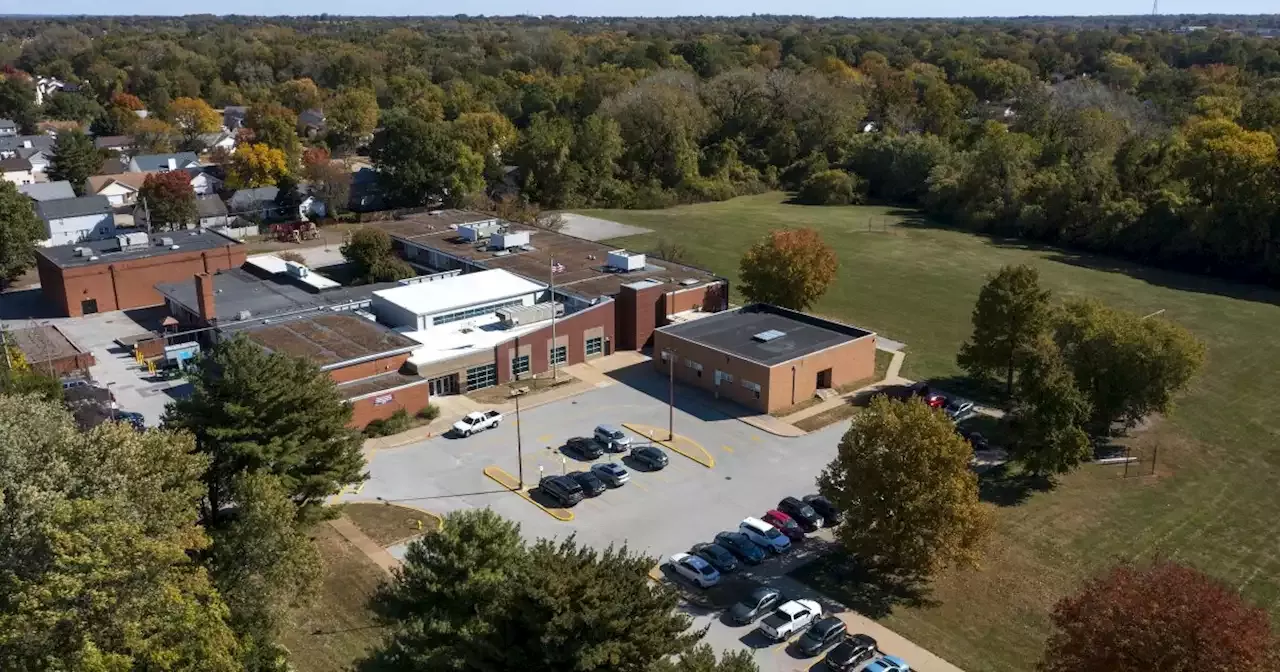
[188,169,223,196]
[0,119,16,137]
[35,196,117,247]
[34,77,68,107]
[128,153,200,173]
[196,196,229,228]
[86,173,149,206]
[20,148,50,174]
[1,157,34,185]
[198,132,237,153]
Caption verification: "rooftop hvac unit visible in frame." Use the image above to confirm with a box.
[679,278,699,286]
[490,230,530,251]
[236,310,252,320]
[159,236,174,247]
[457,220,502,242]
[496,302,563,327]
[607,249,646,272]
[285,261,308,278]
[73,246,92,257]
[753,329,786,343]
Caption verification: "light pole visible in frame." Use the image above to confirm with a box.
[667,349,675,441]
[513,387,526,489]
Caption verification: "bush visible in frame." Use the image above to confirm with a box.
[797,169,867,206]
[276,251,306,265]
[364,409,412,437]
[416,404,440,421]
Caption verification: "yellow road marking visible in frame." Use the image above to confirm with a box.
[750,435,762,443]
[721,445,735,453]
[538,434,553,443]
[621,423,715,468]
[481,465,574,521]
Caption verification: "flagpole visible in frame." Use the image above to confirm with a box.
[549,257,558,382]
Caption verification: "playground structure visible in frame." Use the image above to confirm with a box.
[270,221,320,244]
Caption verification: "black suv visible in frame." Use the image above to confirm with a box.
[565,437,605,460]
[777,496,824,532]
[540,475,584,506]
[568,470,606,497]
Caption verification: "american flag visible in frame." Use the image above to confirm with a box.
[551,262,565,274]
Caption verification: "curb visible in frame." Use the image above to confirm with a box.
[482,465,575,521]
[621,423,715,468]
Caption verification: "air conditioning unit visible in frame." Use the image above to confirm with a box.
[607,249,646,272]
[159,236,174,247]
[490,230,530,250]
[73,246,92,257]
[285,261,308,278]
[236,310,252,320]
[457,220,502,242]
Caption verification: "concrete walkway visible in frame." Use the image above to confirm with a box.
[780,350,909,426]
[327,516,402,576]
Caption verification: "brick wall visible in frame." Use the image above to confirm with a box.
[664,282,729,316]
[495,300,615,384]
[347,381,431,428]
[39,245,246,317]
[327,352,412,383]
[765,336,876,412]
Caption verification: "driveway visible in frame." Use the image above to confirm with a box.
[354,364,961,672]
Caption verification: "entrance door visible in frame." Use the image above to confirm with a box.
[816,368,833,389]
[81,298,99,315]
[428,374,458,396]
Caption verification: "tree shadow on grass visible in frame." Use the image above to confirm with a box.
[977,464,1054,507]
[789,553,937,620]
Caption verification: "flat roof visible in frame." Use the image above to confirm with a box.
[657,304,873,367]
[157,266,396,323]
[367,210,723,301]
[7,324,83,362]
[238,312,418,368]
[372,268,544,317]
[38,229,242,270]
[402,313,551,368]
[338,371,427,400]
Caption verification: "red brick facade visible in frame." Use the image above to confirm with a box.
[616,281,728,351]
[37,245,246,317]
[327,353,413,384]
[494,299,615,384]
[348,381,431,428]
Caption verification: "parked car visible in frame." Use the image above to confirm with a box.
[691,542,739,573]
[714,531,766,565]
[539,475,583,507]
[825,634,879,671]
[452,410,502,436]
[590,461,630,487]
[758,599,821,641]
[944,398,976,422]
[739,517,791,554]
[565,436,605,460]
[959,427,989,451]
[864,654,912,672]
[803,495,842,526]
[925,393,946,408]
[593,424,632,451]
[568,470,606,497]
[777,496,824,531]
[114,410,146,431]
[630,445,669,470]
[762,510,805,542]
[669,552,720,588]
[728,586,784,624]
[796,616,847,656]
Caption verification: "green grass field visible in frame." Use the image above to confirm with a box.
[584,192,1280,671]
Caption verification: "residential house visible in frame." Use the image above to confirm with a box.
[298,109,325,138]
[1,157,34,185]
[196,196,229,228]
[17,146,51,174]
[18,181,76,202]
[34,77,68,106]
[349,166,384,212]
[0,135,54,160]
[35,196,116,247]
[187,168,223,196]
[226,186,283,221]
[93,135,135,155]
[86,173,150,206]
[97,156,128,176]
[0,119,16,137]
[198,132,237,153]
[222,106,249,131]
[128,152,200,173]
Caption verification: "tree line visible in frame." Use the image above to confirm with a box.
[3,17,1280,282]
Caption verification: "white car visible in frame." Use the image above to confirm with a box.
[452,410,502,437]
[739,516,791,554]
[669,552,721,588]
[758,598,822,641]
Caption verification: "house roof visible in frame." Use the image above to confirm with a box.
[227,186,279,207]
[37,228,242,269]
[86,172,149,194]
[130,152,200,172]
[0,135,54,153]
[0,119,16,130]
[656,304,874,367]
[35,195,113,220]
[156,266,398,323]
[93,135,134,149]
[299,109,325,127]
[0,156,33,172]
[196,195,227,218]
[16,146,48,160]
[18,181,76,201]
[97,156,128,175]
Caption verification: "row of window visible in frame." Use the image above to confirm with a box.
[666,351,761,400]
[467,363,497,390]
[432,299,525,327]
[509,337,605,379]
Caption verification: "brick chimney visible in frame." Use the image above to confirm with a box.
[194,273,215,322]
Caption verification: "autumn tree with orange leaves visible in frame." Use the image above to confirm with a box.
[738,228,838,311]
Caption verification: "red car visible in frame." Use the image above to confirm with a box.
[926,393,947,408]
[763,510,806,542]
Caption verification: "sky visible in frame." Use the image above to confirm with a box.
[20,0,1280,17]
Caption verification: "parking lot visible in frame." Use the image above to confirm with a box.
[355,364,960,672]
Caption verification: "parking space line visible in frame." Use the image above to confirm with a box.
[538,434,553,443]
[632,481,650,492]
[721,445,734,453]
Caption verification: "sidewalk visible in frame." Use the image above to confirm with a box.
[779,350,909,426]
[327,516,402,576]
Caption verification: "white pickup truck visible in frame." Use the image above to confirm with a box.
[452,410,503,437]
[757,599,822,641]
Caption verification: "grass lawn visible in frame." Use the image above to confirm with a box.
[583,192,1280,671]
[343,502,441,547]
[282,523,388,672]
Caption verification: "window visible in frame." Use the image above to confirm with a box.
[466,364,497,390]
[550,345,567,365]
[585,336,603,356]
[432,299,525,326]
[716,370,734,384]
[512,355,530,377]
[742,379,761,399]
[685,359,703,371]
[661,350,675,362]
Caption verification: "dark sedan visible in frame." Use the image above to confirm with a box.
[568,470,606,497]
[714,531,765,565]
[803,494,842,526]
[630,445,669,470]
[691,542,739,573]
[824,634,879,671]
[777,496,823,531]
[728,586,784,625]
[565,437,605,460]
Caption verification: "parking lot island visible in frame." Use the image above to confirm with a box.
[482,465,575,521]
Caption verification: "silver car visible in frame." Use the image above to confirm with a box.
[594,424,632,451]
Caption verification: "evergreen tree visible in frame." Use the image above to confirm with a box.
[957,264,1053,396]
[0,181,45,285]
[46,130,101,195]
[163,336,366,524]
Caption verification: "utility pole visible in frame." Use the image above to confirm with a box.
[668,350,675,441]
[514,387,525,489]
[549,257,558,381]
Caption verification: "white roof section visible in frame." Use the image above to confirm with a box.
[402,314,549,367]
[245,253,340,291]
[373,269,545,317]
[245,253,289,274]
